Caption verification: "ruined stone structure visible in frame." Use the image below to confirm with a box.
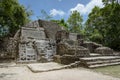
[17,20,59,62]
[0,19,120,68]
[54,29,120,68]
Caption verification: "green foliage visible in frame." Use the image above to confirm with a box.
[51,19,68,30]
[89,29,103,43]
[67,11,83,33]
[85,2,120,50]
[102,0,119,5]
[85,6,104,43]
[0,0,32,37]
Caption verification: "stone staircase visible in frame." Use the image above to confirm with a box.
[79,55,120,68]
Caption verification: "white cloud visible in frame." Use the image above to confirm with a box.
[50,9,65,16]
[70,0,104,15]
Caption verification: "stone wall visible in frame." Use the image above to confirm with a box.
[53,55,79,65]
[0,37,17,59]
[21,27,46,41]
[56,41,90,57]
[55,30,69,43]
[39,20,62,39]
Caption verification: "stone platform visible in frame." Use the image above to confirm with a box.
[27,62,67,73]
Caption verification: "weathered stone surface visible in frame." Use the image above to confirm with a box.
[27,62,66,72]
[77,34,84,40]
[6,38,17,58]
[80,56,120,68]
[55,30,69,43]
[60,55,79,65]
[78,39,84,46]
[56,41,90,57]
[69,33,77,41]
[65,39,76,46]
[67,49,76,55]
[24,20,39,28]
[53,55,79,65]
[95,47,113,56]
[0,37,16,59]
[75,49,90,57]
[17,21,58,62]
[82,41,102,53]
[18,42,37,62]
[39,20,62,39]
[56,43,69,55]
[21,27,46,41]
[34,40,56,62]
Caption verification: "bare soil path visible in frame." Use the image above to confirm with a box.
[0,64,119,80]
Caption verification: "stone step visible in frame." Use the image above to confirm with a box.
[89,53,119,57]
[89,53,101,57]
[80,56,120,61]
[79,56,120,68]
[89,62,120,68]
[87,59,120,65]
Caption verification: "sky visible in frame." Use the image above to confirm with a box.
[19,0,104,22]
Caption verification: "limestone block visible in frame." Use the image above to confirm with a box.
[82,41,102,53]
[55,30,69,43]
[54,55,79,65]
[95,47,113,56]
[21,27,46,41]
[56,43,69,55]
[67,49,76,55]
[69,33,77,41]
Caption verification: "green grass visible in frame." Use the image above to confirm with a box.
[93,65,120,78]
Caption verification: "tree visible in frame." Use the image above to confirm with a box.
[85,2,120,50]
[0,0,32,37]
[85,6,104,43]
[67,11,83,33]
[102,3,120,49]
[102,0,119,5]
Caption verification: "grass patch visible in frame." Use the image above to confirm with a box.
[93,65,120,78]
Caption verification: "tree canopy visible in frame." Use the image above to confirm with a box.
[0,0,32,37]
[85,1,120,50]
[67,11,83,33]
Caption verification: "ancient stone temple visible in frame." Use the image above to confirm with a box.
[1,19,120,68]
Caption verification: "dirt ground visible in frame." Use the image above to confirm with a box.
[0,63,120,80]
